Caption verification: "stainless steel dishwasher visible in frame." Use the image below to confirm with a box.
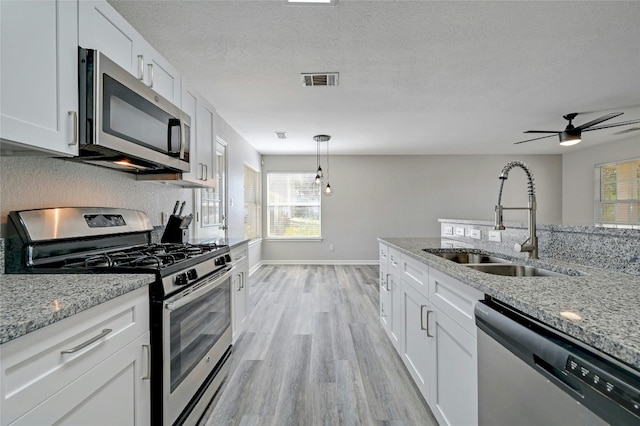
[475,298,640,426]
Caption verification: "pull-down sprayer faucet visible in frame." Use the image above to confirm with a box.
[494,161,538,259]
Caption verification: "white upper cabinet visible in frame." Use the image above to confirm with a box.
[78,0,181,105]
[0,0,78,156]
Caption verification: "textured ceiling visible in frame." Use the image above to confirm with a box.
[108,0,640,155]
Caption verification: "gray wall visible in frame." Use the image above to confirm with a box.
[262,154,563,263]
[562,136,640,226]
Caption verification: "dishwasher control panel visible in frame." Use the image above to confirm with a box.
[566,355,640,419]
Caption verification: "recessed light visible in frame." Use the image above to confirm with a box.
[274,132,287,140]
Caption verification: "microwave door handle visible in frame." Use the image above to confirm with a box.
[179,120,186,160]
[167,118,180,157]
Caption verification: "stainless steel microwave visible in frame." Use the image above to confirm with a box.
[76,48,190,173]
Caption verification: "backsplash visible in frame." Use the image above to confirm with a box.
[439,218,640,276]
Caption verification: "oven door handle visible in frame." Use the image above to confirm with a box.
[165,266,233,311]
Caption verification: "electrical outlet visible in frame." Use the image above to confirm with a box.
[488,230,502,242]
[470,229,481,240]
[444,226,454,236]
[455,227,465,237]
[161,212,168,224]
[329,243,334,251]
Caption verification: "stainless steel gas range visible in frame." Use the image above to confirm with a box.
[5,207,233,426]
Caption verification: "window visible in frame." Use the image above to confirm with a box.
[594,158,640,228]
[244,165,261,240]
[267,172,321,238]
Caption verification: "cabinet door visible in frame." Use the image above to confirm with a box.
[79,0,181,105]
[0,0,78,156]
[401,282,433,402]
[429,308,478,426]
[231,268,248,343]
[197,98,216,183]
[12,332,151,426]
[379,269,391,328]
[387,272,403,352]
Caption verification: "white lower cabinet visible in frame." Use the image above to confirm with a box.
[379,245,481,426]
[401,282,433,401]
[0,287,150,426]
[231,242,250,343]
[429,307,478,426]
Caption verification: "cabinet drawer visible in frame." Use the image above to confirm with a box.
[428,268,482,335]
[401,255,429,298]
[379,243,389,262]
[231,245,248,263]
[1,287,149,425]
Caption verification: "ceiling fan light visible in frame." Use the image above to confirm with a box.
[559,131,582,146]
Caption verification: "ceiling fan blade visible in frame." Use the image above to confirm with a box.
[575,112,623,130]
[614,127,640,135]
[514,134,557,144]
[581,118,640,132]
[524,130,561,134]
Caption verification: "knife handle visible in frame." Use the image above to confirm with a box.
[172,200,180,215]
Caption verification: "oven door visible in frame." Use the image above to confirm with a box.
[162,266,232,425]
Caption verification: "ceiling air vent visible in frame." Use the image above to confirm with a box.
[301,72,339,87]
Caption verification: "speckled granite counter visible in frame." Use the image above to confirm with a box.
[0,273,155,344]
[379,237,640,371]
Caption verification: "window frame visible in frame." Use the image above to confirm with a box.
[594,158,640,229]
[266,171,322,240]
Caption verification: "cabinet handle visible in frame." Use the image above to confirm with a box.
[61,328,112,354]
[420,306,434,337]
[147,63,154,88]
[68,111,78,146]
[204,164,208,181]
[385,274,391,291]
[142,344,151,380]
[137,55,144,81]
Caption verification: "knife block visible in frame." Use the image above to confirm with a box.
[161,215,189,243]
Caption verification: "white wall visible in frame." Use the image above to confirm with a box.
[262,154,562,263]
[562,136,640,225]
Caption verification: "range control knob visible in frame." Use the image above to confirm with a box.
[187,268,198,280]
[224,254,232,263]
[215,257,226,266]
[174,272,188,286]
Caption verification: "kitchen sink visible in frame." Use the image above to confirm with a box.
[424,249,571,277]
[425,250,511,264]
[465,263,567,277]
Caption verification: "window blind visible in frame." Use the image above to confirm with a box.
[594,158,640,228]
[244,165,261,240]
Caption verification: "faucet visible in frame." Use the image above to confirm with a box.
[494,161,538,259]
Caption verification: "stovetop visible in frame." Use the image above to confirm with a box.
[61,242,229,272]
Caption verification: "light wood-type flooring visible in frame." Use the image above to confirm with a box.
[200,265,438,425]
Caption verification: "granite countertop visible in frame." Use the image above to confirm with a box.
[0,273,155,344]
[379,237,640,371]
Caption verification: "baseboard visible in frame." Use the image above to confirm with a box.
[259,260,379,266]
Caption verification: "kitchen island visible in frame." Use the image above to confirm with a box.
[379,237,640,371]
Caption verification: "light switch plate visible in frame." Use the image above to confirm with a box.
[488,230,502,242]
[470,229,481,240]
[455,227,465,237]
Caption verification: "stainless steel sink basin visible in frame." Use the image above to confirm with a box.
[426,251,511,264]
[424,249,571,277]
[465,263,567,277]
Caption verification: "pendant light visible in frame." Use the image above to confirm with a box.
[314,135,323,184]
[323,136,333,196]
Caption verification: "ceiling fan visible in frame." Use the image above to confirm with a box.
[514,112,640,146]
